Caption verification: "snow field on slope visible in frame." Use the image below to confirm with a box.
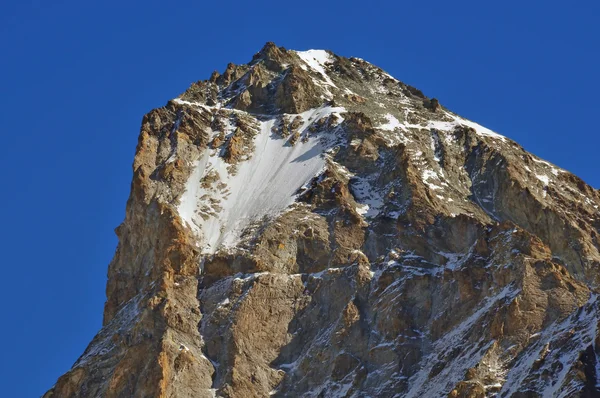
[178,106,345,254]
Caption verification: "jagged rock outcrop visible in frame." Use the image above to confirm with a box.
[46,43,600,398]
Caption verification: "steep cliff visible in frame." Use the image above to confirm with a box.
[45,43,600,398]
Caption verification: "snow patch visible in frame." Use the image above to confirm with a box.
[536,174,550,186]
[422,169,444,191]
[295,49,336,89]
[178,106,345,254]
[427,116,506,142]
[350,176,384,218]
[377,113,403,131]
[356,203,370,215]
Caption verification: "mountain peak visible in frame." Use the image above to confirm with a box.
[46,44,600,398]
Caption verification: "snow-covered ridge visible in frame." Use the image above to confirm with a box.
[375,111,507,142]
[293,52,506,143]
[178,105,345,254]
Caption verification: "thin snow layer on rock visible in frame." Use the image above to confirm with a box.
[350,175,385,218]
[377,113,403,131]
[427,115,506,142]
[295,49,336,89]
[422,169,444,191]
[178,106,345,254]
[404,285,519,398]
[501,294,600,397]
[375,110,506,147]
[532,156,562,176]
[75,293,143,367]
[536,174,550,186]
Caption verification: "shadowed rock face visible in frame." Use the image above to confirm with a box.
[45,42,600,398]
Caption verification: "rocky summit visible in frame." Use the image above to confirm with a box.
[45,42,600,398]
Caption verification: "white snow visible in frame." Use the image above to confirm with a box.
[532,157,563,176]
[426,114,506,142]
[453,116,506,141]
[178,106,345,254]
[356,203,370,215]
[422,169,443,191]
[219,298,230,307]
[377,113,403,131]
[295,50,337,89]
[374,109,506,148]
[430,132,441,162]
[536,174,550,186]
[374,113,412,145]
[350,176,385,217]
[349,138,362,147]
[178,343,189,351]
[174,97,215,111]
[536,174,551,197]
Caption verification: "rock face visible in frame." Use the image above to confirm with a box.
[45,43,600,398]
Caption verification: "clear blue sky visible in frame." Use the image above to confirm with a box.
[1,1,598,396]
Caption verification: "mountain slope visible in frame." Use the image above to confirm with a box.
[45,43,600,398]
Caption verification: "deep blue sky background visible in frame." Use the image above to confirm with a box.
[1,1,598,396]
